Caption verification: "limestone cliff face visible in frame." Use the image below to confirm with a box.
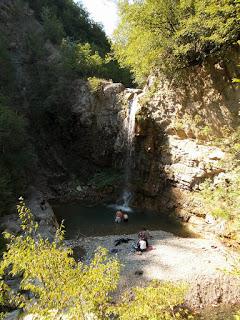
[69,80,144,170]
[141,51,240,140]
[130,52,240,214]
[64,53,239,215]
[69,80,126,171]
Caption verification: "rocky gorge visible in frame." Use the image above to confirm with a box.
[1,1,240,318]
[36,49,240,237]
[3,51,238,241]
[1,0,239,233]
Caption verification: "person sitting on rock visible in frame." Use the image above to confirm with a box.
[115,210,123,223]
[138,227,151,247]
[136,238,147,253]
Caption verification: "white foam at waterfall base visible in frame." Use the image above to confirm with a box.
[108,203,133,213]
[108,190,133,212]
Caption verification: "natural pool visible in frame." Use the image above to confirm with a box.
[52,202,193,239]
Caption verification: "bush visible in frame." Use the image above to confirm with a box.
[0,200,120,319]
[42,6,65,44]
[112,280,189,320]
[87,77,107,95]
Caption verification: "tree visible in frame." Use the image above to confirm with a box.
[113,0,240,84]
[41,6,65,44]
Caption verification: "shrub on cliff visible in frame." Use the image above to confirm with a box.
[196,128,240,241]
[41,6,65,45]
[61,39,104,78]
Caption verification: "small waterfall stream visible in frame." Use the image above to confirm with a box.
[109,93,140,212]
[121,96,140,210]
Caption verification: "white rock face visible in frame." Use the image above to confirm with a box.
[165,136,225,189]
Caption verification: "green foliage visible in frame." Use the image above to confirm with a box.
[27,0,132,85]
[112,280,190,320]
[113,0,240,83]
[0,105,33,215]
[198,173,240,221]
[61,39,104,77]
[28,0,110,53]
[88,77,107,95]
[41,6,65,44]
[1,200,120,319]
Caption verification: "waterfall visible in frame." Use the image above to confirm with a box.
[124,97,139,181]
[108,93,140,212]
[121,96,139,209]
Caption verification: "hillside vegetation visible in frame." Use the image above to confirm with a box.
[0,0,132,215]
[113,0,240,84]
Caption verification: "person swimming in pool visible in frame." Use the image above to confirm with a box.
[123,212,128,222]
[115,210,124,223]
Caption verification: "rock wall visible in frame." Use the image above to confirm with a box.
[57,52,239,217]
[0,187,58,241]
[70,79,126,170]
[130,51,240,217]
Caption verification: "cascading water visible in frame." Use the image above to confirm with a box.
[110,95,139,213]
[124,97,139,183]
[108,93,140,212]
[121,96,140,209]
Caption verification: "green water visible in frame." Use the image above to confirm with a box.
[52,203,193,239]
